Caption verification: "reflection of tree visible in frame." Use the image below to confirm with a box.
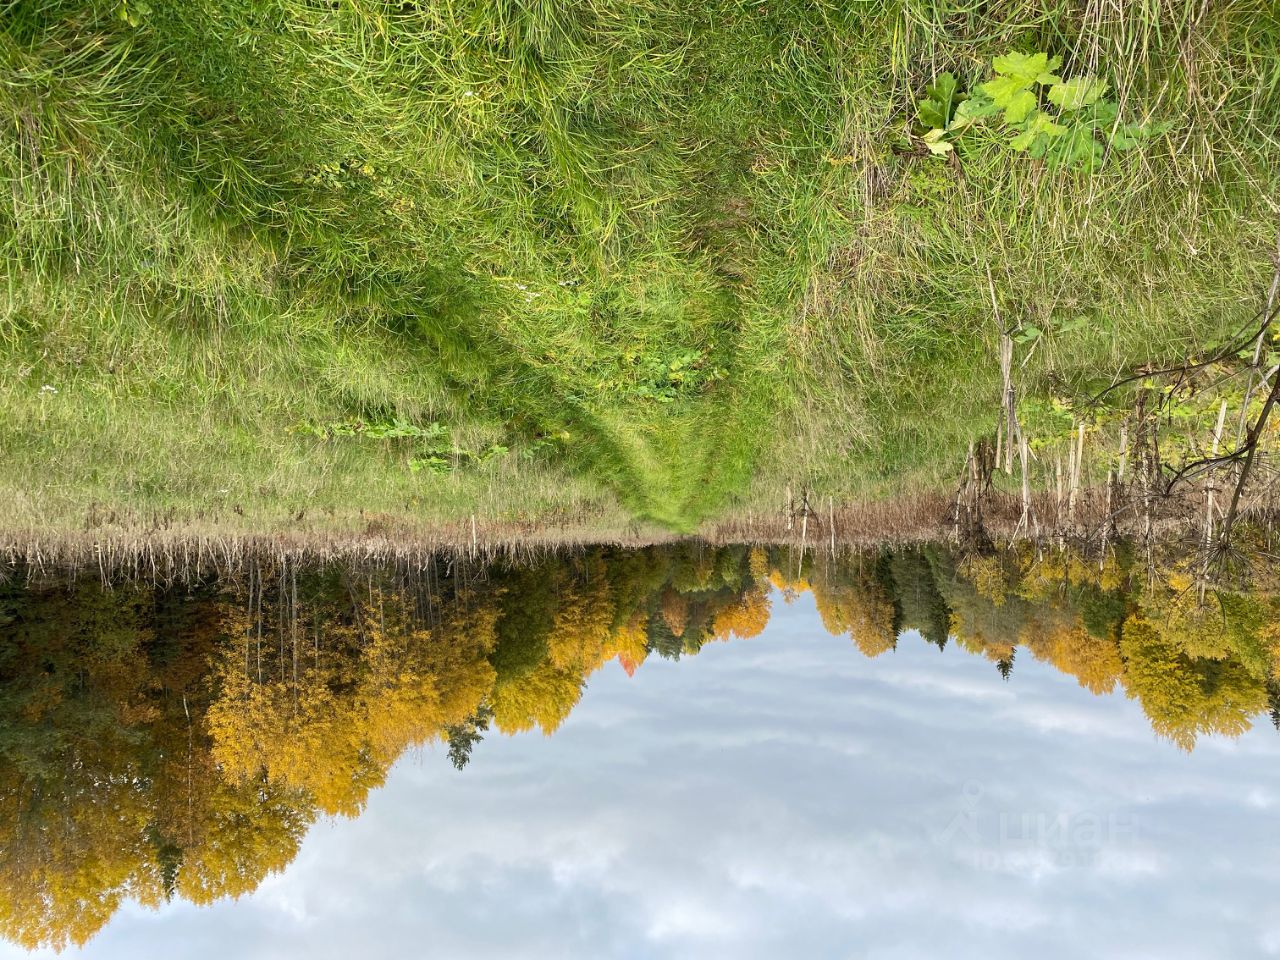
[489,561,558,683]
[173,777,312,905]
[208,587,499,816]
[1034,622,1124,695]
[891,549,951,650]
[813,561,899,657]
[1120,614,1267,749]
[491,659,584,735]
[0,580,254,950]
[660,589,690,638]
[929,550,1026,666]
[710,588,771,641]
[3,534,1280,949]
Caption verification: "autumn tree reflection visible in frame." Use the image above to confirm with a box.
[2,535,1280,949]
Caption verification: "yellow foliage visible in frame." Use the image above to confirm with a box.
[491,660,582,735]
[546,576,615,675]
[958,554,1008,607]
[604,614,650,676]
[1035,621,1124,695]
[951,610,1016,664]
[710,588,771,641]
[1018,547,1124,598]
[812,566,896,658]
[0,781,146,951]
[208,592,499,817]
[1119,614,1267,750]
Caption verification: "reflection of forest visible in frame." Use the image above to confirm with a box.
[3,540,1280,949]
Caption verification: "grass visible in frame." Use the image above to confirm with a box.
[2,0,1278,534]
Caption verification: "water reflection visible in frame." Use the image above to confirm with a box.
[2,539,1279,950]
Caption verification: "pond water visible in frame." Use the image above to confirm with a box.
[2,544,1279,958]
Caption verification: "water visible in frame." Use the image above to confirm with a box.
[2,545,1279,958]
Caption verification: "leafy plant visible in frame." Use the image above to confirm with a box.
[295,418,512,475]
[581,347,727,404]
[117,0,150,26]
[408,454,451,474]
[915,72,967,154]
[295,418,449,442]
[913,53,1168,169]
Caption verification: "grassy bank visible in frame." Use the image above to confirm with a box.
[2,1,1277,533]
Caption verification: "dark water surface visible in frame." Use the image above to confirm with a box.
[2,543,1279,958]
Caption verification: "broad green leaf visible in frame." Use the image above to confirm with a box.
[925,72,962,110]
[1002,89,1038,123]
[1048,77,1108,111]
[991,51,1062,85]
[980,74,1033,109]
[954,93,999,122]
[918,72,967,130]
[1047,127,1103,169]
[918,98,948,130]
[1009,111,1064,151]
[1009,127,1037,152]
[1079,99,1119,129]
[1108,124,1143,151]
[1109,118,1169,150]
[408,455,451,475]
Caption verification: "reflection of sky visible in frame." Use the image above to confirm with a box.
[13,591,1280,960]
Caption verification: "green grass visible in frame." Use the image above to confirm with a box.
[2,0,1277,533]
